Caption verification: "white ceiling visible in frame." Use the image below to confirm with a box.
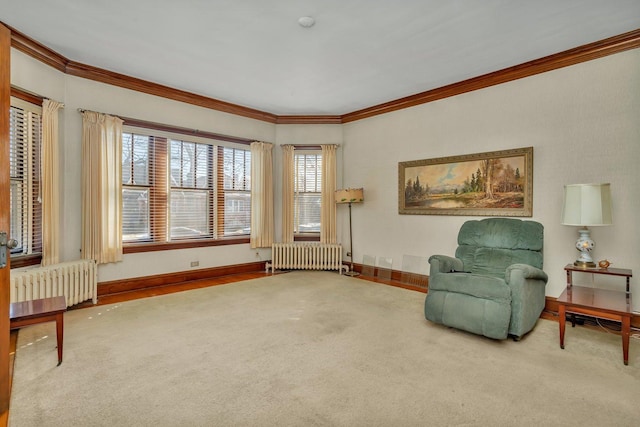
[2,0,639,116]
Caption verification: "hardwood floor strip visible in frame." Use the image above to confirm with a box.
[84,272,272,308]
[97,261,266,297]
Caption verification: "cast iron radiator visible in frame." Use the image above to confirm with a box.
[10,259,98,307]
[266,243,348,274]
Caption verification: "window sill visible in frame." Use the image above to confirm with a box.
[294,235,320,242]
[10,254,42,269]
[123,237,250,254]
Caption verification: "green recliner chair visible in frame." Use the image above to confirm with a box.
[424,218,548,340]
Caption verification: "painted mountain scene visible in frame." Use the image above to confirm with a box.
[402,151,529,214]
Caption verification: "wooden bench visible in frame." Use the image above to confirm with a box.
[10,296,66,366]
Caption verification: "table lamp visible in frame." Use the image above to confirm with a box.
[561,183,612,268]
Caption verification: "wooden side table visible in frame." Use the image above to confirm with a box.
[565,264,632,296]
[559,265,633,365]
[10,296,67,366]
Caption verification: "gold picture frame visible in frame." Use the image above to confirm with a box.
[398,147,533,216]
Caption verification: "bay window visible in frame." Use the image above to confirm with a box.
[122,127,251,248]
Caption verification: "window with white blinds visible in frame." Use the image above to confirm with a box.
[170,139,214,239]
[122,133,156,242]
[294,153,322,234]
[9,98,43,257]
[122,129,251,244]
[222,147,251,236]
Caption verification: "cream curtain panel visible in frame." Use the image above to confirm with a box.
[320,144,337,244]
[41,99,64,266]
[81,111,124,264]
[250,141,274,248]
[280,145,295,243]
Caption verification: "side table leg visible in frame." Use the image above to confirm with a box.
[56,312,64,366]
[622,316,630,366]
[559,304,566,350]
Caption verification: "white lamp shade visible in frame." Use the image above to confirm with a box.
[561,183,612,226]
[335,188,364,204]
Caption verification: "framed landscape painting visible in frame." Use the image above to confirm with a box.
[398,147,533,217]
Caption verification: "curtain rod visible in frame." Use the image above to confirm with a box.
[283,144,340,150]
[77,108,255,145]
[76,109,338,148]
[77,108,101,114]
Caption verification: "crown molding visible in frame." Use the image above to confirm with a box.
[7,22,639,125]
[7,22,277,123]
[7,24,68,73]
[276,115,342,124]
[342,28,640,123]
[64,60,278,123]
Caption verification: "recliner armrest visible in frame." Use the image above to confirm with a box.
[504,263,548,338]
[505,263,548,285]
[428,255,463,275]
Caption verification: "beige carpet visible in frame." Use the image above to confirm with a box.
[9,271,640,426]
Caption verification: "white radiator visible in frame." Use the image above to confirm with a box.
[10,259,98,307]
[266,243,348,274]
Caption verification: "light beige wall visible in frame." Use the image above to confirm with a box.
[10,49,66,101]
[343,49,640,311]
[275,124,343,146]
[11,49,276,282]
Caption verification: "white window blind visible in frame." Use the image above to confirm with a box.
[170,139,214,239]
[294,153,322,234]
[222,147,251,236]
[9,98,42,257]
[122,129,251,244]
[122,133,155,242]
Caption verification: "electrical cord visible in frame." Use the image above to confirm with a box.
[595,317,620,334]
[590,317,640,340]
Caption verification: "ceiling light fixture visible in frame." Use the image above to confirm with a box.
[298,16,315,28]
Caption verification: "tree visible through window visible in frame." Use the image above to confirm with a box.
[122,133,152,241]
[223,147,251,236]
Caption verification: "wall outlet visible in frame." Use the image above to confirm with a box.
[190,261,199,267]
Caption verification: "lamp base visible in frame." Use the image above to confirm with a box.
[344,270,360,277]
[573,260,596,269]
[574,227,596,269]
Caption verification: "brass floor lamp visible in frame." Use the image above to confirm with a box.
[335,188,364,276]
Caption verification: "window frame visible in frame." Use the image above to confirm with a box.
[168,139,215,241]
[9,94,43,268]
[293,151,322,240]
[121,122,253,254]
[221,146,251,237]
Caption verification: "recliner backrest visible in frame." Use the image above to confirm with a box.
[454,218,544,279]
